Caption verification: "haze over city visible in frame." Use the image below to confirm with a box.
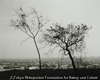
[0,0,100,59]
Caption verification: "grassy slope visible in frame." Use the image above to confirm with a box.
[0,69,100,80]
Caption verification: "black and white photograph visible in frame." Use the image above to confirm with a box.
[0,0,100,80]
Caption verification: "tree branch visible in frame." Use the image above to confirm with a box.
[68,38,83,47]
[19,28,33,38]
[21,37,31,44]
[34,9,41,37]
[47,45,58,55]
[39,42,49,50]
[26,24,35,37]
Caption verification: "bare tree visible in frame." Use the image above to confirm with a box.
[41,23,91,72]
[10,7,49,70]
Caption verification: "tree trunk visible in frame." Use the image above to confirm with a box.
[33,38,41,70]
[65,44,77,73]
[67,50,77,72]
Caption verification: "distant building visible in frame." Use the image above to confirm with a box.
[3,66,11,71]
[92,64,100,68]
[0,65,4,71]
[60,64,68,69]
[67,64,73,69]
[86,64,100,69]
[21,67,25,70]
[29,66,39,70]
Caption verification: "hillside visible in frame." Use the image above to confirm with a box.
[0,69,100,80]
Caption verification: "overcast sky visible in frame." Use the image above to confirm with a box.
[0,0,100,59]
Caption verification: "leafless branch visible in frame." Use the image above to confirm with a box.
[34,18,49,37]
[39,42,49,50]
[21,37,31,45]
[26,24,35,37]
[19,28,33,38]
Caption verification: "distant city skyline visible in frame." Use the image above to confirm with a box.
[0,0,100,59]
